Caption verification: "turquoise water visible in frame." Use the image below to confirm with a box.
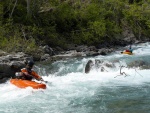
[0,42,150,113]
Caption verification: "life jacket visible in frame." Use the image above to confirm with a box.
[125,50,130,52]
[21,68,41,80]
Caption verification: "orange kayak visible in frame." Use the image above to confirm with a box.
[121,51,133,55]
[10,79,46,89]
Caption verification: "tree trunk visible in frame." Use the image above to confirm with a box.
[26,0,31,17]
[0,4,3,25]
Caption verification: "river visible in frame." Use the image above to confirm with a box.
[0,42,150,113]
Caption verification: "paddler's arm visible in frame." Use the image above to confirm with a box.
[31,71,44,81]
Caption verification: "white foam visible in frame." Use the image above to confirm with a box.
[0,42,150,111]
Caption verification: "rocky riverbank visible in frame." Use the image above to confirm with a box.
[0,39,147,83]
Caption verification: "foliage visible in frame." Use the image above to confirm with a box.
[0,0,150,53]
[0,30,38,54]
[123,1,150,39]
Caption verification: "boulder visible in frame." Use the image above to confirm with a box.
[0,52,32,83]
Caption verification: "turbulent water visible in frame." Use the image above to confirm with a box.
[0,42,150,113]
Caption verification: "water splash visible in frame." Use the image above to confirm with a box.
[1,42,150,113]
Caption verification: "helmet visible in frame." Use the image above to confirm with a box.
[26,60,34,67]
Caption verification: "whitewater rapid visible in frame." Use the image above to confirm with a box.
[0,42,150,113]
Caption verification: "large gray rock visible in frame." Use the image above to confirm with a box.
[0,52,32,83]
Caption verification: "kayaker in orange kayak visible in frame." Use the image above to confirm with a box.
[15,60,44,81]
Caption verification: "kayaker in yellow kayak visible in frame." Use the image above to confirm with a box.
[121,45,133,55]
[125,45,133,53]
[15,60,44,81]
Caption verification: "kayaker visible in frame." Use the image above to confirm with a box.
[15,60,44,81]
[129,45,133,53]
[125,45,133,53]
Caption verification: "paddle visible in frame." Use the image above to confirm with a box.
[40,79,48,84]
[43,81,48,83]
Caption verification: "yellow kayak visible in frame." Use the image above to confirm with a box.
[121,51,133,55]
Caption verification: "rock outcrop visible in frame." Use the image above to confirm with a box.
[0,51,32,83]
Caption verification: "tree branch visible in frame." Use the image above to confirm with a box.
[9,0,17,18]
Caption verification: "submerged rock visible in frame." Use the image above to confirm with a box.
[85,60,94,74]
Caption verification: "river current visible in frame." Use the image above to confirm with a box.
[0,42,150,113]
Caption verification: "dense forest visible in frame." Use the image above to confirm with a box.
[0,0,150,54]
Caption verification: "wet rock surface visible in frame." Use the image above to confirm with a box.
[0,51,32,83]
